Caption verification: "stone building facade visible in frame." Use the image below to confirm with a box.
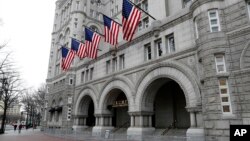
[43,0,250,140]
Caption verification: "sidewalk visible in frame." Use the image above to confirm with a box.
[0,128,77,141]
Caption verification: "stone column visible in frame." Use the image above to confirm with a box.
[131,115,134,127]
[127,111,155,136]
[186,107,205,141]
[100,117,104,126]
[139,116,143,127]
[148,115,152,127]
[92,114,114,136]
[95,117,99,126]
[109,116,112,126]
[190,112,196,127]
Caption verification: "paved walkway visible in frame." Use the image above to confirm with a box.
[0,128,78,141]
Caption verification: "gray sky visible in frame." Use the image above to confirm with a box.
[0,0,56,89]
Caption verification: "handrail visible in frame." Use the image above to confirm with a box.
[161,121,176,135]
[112,120,130,133]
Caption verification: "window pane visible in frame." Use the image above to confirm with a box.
[220,88,228,94]
[222,105,230,113]
[147,46,151,60]
[221,97,229,102]
[219,79,227,86]
[169,37,175,52]
[211,19,218,25]
[212,26,219,32]
[209,12,216,18]
[216,56,223,63]
[158,42,162,56]
[217,65,225,72]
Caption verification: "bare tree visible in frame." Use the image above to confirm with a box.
[0,45,24,134]
[20,84,46,128]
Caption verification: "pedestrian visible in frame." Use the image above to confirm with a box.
[14,124,17,132]
[18,123,22,134]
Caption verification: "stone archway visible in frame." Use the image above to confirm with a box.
[93,78,134,135]
[128,62,203,138]
[240,41,250,69]
[73,86,98,131]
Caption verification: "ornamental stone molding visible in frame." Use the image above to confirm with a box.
[135,61,201,111]
[74,85,98,116]
[98,79,135,114]
[240,40,250,69]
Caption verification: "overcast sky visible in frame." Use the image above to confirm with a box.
[0,0,56,89]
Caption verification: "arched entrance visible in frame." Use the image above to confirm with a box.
[75,95,95,127]
[106,89,130,128]
[148,78,190,131]
[129,63,203,137]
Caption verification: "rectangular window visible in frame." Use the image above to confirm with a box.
[166,34,175,53]
[106,60,111,74]
[81,71,85,83]
[138,21,142,31]
[90,67,94,80]
[55,64,60,76]
[76,1,80,10]
[215,55,226,73]
[218,78,232,114]
[208,9,221,32]
[112,57,117,72]
[115,5,118,13]
[194,18,199,39]
[155,39,162,57]
[111,9,114,16]
[119,54,125,70]
[183,0,192,8]
[69,78,73,85]
[83,3,87,12]
[56,49,61,61]
[143,17,149,29]
[85,69,89,82]
[95,12,99,19]
[90,9,94,17]
[145,43,152,60]
[142,0,148,12]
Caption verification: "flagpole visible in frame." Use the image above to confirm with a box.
[102,14,122,26]
[128,0,156,20]
[70,37,102,51]
[82,25,105,37]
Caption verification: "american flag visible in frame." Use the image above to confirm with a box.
[71,38,87,59]
[85,28,101,59]
[103,15,120,46]
[61,46,75,71]
[122,0,141,41]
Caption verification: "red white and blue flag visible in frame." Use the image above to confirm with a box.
[85,28,101,59]
[103,15,120,46]
[122,0,141,41]
[71,38,87,59]
[61,46,75,71]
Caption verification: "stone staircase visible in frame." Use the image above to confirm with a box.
[163,129,187,136]
[153,128,187,137]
